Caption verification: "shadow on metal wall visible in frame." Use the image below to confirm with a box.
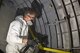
[78,0,80,5]
[0,0,4,8]
[0,49,4,53]
[31,0,44,18]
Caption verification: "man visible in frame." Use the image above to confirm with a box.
[6,7,37,53]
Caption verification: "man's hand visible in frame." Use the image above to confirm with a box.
[22,38,28,45]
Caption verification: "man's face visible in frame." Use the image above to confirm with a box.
[24,13,35,21]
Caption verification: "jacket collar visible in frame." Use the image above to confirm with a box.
[15,15,27,25]
[15,15,33,25]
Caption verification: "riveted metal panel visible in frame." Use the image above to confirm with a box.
[72,31,79,47]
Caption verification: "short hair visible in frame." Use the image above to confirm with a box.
[23,7,38,17]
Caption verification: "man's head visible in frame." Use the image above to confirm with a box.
[23,7,38,21]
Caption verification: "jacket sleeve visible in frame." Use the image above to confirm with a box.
[6,21,22,44]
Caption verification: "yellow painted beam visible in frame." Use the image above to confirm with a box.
[38,44,71,53]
